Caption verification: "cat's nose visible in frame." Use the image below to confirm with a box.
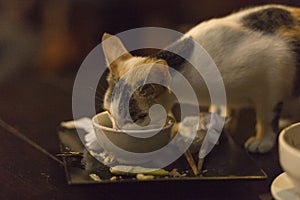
[114,118,131,129]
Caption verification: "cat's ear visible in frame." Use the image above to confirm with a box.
[153,37,194,71]
[102,33,132,74]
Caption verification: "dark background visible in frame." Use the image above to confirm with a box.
[0,0,298,199]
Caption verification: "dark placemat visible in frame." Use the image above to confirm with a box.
[58,127,267,184]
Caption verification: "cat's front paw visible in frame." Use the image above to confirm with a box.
[244,136,275,153]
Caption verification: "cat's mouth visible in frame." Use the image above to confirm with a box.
[132,113,149,124]
[106,110,150,130]
[120,116,151,130]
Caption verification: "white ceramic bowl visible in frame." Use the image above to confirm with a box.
[92,111,175,164]
[279,122,300,196]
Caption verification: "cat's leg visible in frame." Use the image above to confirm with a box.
[245,101,282,153]
[224,108,240,135]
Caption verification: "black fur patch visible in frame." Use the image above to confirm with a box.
[242,7,295,34]
[129,98,143,122]
[152,37,195,72]
[271,102,283,132]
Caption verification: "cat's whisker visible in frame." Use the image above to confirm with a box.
[88,87,106,103]
[94,95,103,101]
[89,86,104,94]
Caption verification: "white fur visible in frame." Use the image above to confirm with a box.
[102,5,299,153]
[181,5,297,152]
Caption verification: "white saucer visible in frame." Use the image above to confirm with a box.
[271,172,299,200]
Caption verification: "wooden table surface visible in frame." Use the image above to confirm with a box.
[0,69,283,200]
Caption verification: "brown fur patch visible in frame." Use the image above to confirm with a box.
[278,7,300,97]
[276,7,300,42]
[115,57,164,78]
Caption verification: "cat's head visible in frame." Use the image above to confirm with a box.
[101,33,171,129]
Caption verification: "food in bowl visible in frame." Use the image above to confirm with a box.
[92,111,175,164]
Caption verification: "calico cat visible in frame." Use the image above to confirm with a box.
[101,4,300,153]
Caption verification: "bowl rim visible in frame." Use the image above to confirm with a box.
[279,122,300,157]
[92,111,175,133]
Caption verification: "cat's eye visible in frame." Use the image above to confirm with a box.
[139,84,155,96]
